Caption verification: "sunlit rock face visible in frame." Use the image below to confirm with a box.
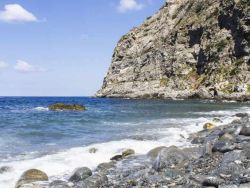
[97,0,250,100]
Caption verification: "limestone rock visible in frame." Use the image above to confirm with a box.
[97,0,250,100]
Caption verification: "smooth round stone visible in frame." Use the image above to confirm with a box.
[69,167,92,183]
[15,169,48,188]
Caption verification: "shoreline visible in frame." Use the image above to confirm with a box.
[13,112,250,188]
[95,96,250,103]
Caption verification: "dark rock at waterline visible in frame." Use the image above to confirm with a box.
[69,167,92,183]
[235,113,249,118]
[48,103,86,111]
[75,173,108,188]
[49,180,70,188]
[88,148,97,154]
[15,169,48,188]
[122,149,135,157]
[110,154,123,161]
[0,166,12,174]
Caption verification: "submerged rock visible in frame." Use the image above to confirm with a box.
[15,169,48,188]
[0,166,12,174]
[88,148,98,154]
[48,103,86,111]
[69,167,92,183]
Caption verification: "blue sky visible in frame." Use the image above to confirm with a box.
[0,0,164,96]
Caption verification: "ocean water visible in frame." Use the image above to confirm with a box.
[0,97,249,187]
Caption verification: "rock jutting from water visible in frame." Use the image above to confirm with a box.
[48,103,86,111]
[96,0,250,100]
[15,113,250,188]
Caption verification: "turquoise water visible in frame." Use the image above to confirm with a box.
[0,97,249,187]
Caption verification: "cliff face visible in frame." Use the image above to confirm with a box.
[97,0,250,100]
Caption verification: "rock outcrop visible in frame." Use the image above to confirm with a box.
[97,0,250,100]
[48,103,86,111]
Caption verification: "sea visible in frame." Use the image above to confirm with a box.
[0,97,249,187]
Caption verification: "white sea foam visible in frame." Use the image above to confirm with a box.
[0,139,170,188]
[34,107,49,111]
[0,116,204,188]
[0,106,249,188]
[193,106,250,116]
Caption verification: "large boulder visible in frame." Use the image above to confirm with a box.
[48,103,86,111]
[153,146,187,171]
[147,146,167,159]
[69,167,92,183]
[15,169,48,188]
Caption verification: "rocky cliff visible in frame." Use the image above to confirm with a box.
[97,0,250,100]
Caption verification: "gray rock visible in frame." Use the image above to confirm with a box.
[147,146,167,159]
[88,148,98,154]
[216,162,245,182]
[153,146,187,171]
[235,113,249,118]
[110,155,123,161]
[212,140,236,153]
[240,126,250,136]
[218,185,238,188]
[202,176,225,187]
[239,183,250,188]
[49,180,70,188]
[0,166,12,174]
[96,162,115,172]
[76,174,108,188]
[69,167,92,183]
